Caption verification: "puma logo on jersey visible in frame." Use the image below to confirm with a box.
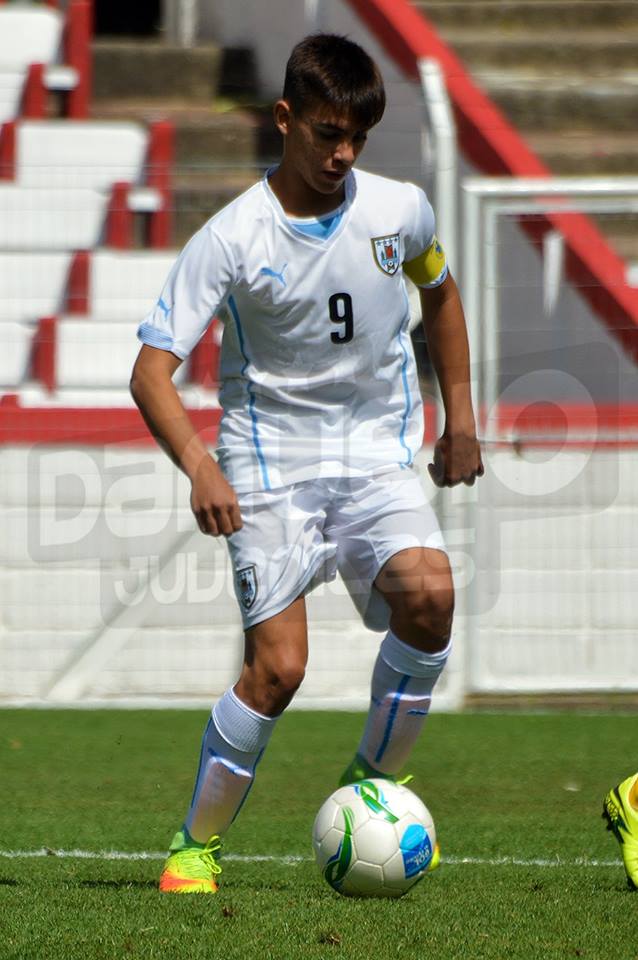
[260,263,288,287]
[157,297,172,317]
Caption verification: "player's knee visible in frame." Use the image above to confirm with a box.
[420,587,454,639]
[396,587,454,650]
[264,658,306,709]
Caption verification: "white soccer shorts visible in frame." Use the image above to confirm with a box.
[226,468,447,632]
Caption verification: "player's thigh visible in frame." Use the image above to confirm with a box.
[227,481,336,633]
[243,594,309,676]
[332,469,447,632]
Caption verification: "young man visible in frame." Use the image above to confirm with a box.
[603,774,638,889]
[131,33,483,894]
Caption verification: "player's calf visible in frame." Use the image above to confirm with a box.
[349,630,451,774]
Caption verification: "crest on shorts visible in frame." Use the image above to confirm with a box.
[371,233,400,276]
[236,565,258,610]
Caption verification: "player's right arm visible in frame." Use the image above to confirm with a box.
[130,344,242,537]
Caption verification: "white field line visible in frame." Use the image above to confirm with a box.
[0,849,622,868]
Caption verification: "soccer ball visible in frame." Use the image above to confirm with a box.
[312,778,436,898]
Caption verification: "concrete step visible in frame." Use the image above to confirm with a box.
[441,29,638,71]
[479,72,638,130]
[92,41,222,101]
[91,99,265,168]
[525,131,638,175]
[172,174,260,246]
[418,1,638,30]
[90,92,279,248]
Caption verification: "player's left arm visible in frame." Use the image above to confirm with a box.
[419,272,484,487]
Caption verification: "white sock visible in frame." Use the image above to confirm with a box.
[185,687,278,843]
[357,630,451,776]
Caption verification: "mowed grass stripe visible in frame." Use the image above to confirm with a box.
[0,848,622,867]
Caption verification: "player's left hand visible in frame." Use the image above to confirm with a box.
[428,431,484,487]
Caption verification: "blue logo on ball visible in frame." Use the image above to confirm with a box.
[400,824,433,878]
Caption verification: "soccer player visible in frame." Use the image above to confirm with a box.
[603,774,638,889]
[131,33,483,894]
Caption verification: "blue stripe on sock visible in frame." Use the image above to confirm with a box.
[375,674,411,764]
[230,747,265,825]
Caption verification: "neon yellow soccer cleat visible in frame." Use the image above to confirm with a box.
[159,830,222,894]
[338,752,412,788]
[338,753,440,872]
[602,774,638,890]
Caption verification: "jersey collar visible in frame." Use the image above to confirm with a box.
[261,167,357,247]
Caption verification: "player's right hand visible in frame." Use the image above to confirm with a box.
[190,456,243,537]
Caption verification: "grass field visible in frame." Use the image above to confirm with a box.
[0,709,636,960]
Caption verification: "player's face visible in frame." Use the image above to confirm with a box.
[277,101,371,198]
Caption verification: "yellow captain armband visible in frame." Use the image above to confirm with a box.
[403,236,448,288]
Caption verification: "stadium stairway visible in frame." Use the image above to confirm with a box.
[416,0,638,267]
[90,40,276,246]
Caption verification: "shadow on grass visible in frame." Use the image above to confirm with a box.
[0,876,158,890]
[78,879,158,889]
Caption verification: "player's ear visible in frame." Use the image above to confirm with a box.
[273,99,293,136]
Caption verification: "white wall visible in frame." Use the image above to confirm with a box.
[1,441,636,706]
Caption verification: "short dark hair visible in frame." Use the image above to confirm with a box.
[283,33,385,129]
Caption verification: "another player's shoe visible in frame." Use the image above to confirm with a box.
[339,752,440,872]
[602,774,638,890]
[159,829,222,894]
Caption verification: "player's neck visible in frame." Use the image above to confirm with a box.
[268,164,346,219]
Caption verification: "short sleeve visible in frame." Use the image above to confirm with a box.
[137,225,235,359]
[402,184,448,289]
[403,184,436,262]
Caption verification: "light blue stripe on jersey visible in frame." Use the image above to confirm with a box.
[227,294,271,490]
[396,292,414,466]
[289,210,344,240]
[375,674,411,763]
[137,323,174,351]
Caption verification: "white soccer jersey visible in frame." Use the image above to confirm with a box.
[138,168,447,492]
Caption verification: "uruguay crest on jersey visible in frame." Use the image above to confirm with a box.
[371,233,400,276]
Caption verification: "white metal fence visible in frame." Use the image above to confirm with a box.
[456,178,638,696]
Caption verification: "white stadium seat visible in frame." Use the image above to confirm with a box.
[90,250,178,321]
[0,7,63,70]
[57,319,187,389]
[0,251,183,395]
[0,71,24,125]
[0,6,63,124]
[0,185,105,250]
[57,320,145,389]
[0,321,32,387]
[16,121,148,190]
[0,252,71,322]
